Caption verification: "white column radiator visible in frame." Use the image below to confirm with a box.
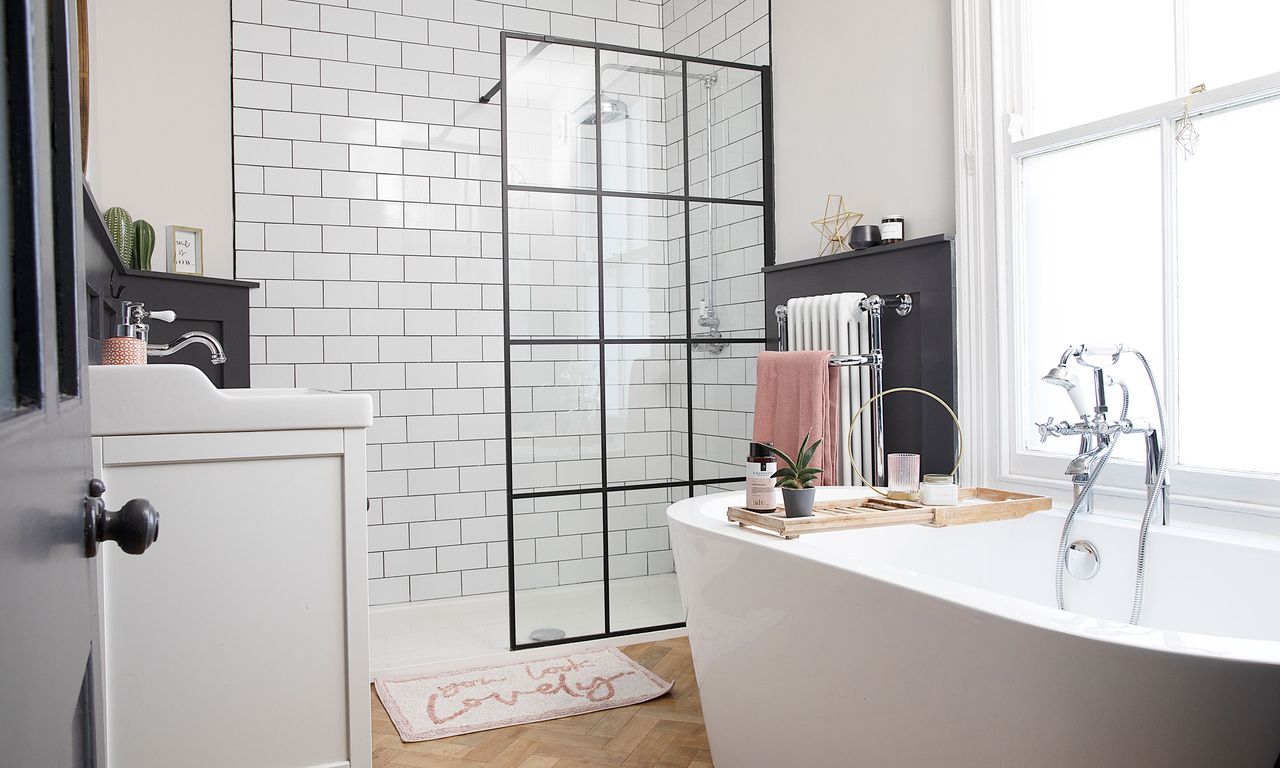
[784,293,872,486]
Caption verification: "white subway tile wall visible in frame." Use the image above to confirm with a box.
[234,0,768,606]
[666,0,769,490]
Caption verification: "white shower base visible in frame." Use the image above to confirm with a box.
[369,573,685,673]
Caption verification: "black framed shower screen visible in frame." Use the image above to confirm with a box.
[499,31,775,650]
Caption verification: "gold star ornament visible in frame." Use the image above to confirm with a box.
[810,194,862,258]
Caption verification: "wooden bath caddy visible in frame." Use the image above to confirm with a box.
[726,488,1052,540]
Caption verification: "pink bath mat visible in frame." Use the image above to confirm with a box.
[374,648,673,742]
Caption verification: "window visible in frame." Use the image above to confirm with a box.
[983,1,1280,511]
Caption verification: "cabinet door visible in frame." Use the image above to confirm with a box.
[99,429,369,768]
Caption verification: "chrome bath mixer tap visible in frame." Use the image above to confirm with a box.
[1035,342,1173,624]
[1035,344,1167,523]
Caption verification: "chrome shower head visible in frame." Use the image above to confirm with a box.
[574,95,629,126]
[1042,365,1092,419]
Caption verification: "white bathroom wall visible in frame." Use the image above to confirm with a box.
[663,0,768,63]
[771,0,955,263]
[231,0,689,605]
[232,0,770,606]
[664,0,769,486]
[86,0,234,278]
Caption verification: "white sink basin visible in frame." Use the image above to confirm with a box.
[89,364,372,435]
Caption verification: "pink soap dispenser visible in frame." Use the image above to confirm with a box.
[102,301,174,365]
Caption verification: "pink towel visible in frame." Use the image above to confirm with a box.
[752,351,840,486]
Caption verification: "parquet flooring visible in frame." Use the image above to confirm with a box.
[372,637,713,768]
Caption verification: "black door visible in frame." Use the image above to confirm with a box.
[1,0,102,763]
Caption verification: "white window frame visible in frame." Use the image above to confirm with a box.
[951,0,1280,526]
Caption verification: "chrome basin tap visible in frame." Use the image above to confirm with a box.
[148,331,227,365]
[119,301,228,366]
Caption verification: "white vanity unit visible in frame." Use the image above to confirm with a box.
[89,365,372,768]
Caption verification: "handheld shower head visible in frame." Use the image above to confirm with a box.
[1042,366,1093,419]
[1041,366,1074,386]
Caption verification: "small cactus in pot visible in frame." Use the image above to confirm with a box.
[103,206,135,268]
[769,431,823,518]
[133,219,155,270]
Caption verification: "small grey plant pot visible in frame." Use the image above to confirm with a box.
[781,486,816,518]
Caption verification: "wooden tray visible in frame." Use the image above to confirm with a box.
[726,487,1051,540]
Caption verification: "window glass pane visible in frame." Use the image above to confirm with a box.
[602,197,683,339]
[688,202,764,339]
[513,494,605,643]
[687,64,764,201]
[1020,129,1164,462]
[505,40,596,190]
[509,344,601,494]
[1024,0,1173,135]
[507,191,597,340]
[599,51,683,196]
[1186,1,1280,92]
[605,343,685,487]
[693,341,759,480]
[606,485,687,632]
[1176,98,1280,475]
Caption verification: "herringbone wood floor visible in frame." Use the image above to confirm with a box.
[372,637,712,768]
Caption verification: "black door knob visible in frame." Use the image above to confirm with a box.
[84,480,159,557]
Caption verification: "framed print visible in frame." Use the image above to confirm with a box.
[166,225,203,275]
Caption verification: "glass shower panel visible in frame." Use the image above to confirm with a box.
[693,342,761,481]
[688,202,765,338]
[602,197,684,339]
[509,344,601,494]
[507,191,597,340]
[607,485,688,632]
[687,63,764,202]
[505,40,597,190]
[604,343,688,487]
[502,33,773,649]
[598,51,684,196]
[513,494,605,642]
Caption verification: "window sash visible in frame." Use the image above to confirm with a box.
[993,2,1280,513]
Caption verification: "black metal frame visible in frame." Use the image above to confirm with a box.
[498,31,774,650]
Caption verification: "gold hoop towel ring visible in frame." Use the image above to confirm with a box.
[846,386,965,498]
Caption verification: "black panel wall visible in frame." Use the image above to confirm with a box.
[82,185,257,388]
[762,234,958,476]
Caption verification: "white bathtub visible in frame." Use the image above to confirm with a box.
[668,488,1280,767]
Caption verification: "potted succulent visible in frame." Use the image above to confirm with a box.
[769,432,822,518]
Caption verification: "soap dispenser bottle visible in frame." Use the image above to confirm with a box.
[745,442,780,512]
[102,301,175,365]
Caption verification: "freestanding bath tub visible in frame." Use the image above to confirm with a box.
[668,488,1280,767]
